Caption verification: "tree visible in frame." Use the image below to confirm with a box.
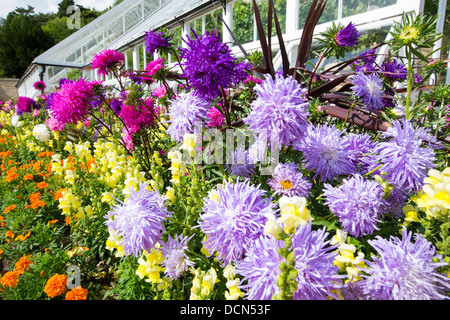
[0,6,53,78]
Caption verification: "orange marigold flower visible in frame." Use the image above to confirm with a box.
[6,172,18,182]
[65,216,71,225]
[5,230,14,242]
[54,188,67,201]
[65,286,88,300]
[0,270,20,288]
[4,204,16,213]
[29,192,41,203]
[44,274,67,298]
[0,215,4,227]
[0,249,3,258]
[35,181,49,189]
[15,231,31,242]
[15,255,33,274]
[23,174,33,181]
[48,219,58,225]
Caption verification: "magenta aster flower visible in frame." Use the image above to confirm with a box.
[16,96,35,114]
[145,57,164,76]
[352,71,385,112]
[243,73,310,147]
[50,79,96,125]
[104,183,171,258]
[179,29,250,100]
[267,162,312,198]
[161,234,194,280]
[207,106,225,128]
[199,180,275,266]
[335,22,362,48]
[120,98,157,135]
[91,49,125,77]
[358,228,450,300]
[323,174,387,238]
[295,124,354,181]
[33,80,46,92]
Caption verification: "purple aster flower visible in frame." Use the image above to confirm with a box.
[50,78,96,125]
[267,162,312,197]
[381,59,407,81]
[16,96,35,114]
[291,223,342,300]
[237,223,342,300]
[335,22,362,48]
[59,78,71,88]
[236,235,284,300]
[145,30,170,56]
[179,29,250,100]
[384,186,408,219]
[344,133,378,174]
[166,91,209,142]
[110,98,123,114]
[91,49,125,77]
[199,180,275,266]
[371,119,436,192]
[243,73,311,147]
[323,174,387,238]
[104,183,171,258]
[226,147,256,177]
[352,71,385,112]
[294,124,354,182]
[160,234,194,280]
[358,227,450,300]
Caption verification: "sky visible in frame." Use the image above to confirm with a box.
[0,0,116,19]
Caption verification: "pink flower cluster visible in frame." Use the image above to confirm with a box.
[207,106,225,128]
[120,98,157,134]
[91,49,125,77]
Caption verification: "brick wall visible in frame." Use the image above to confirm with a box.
[0,78,18,102]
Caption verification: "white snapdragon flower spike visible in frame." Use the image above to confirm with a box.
[278,196,312,234]
[32,124,51,142]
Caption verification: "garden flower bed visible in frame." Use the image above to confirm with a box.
[0,1,450,300]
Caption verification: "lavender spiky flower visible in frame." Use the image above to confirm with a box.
[179,29,250,100]
[226,147,255,177]
[236,235,284,300]
[344,133,378,174]
[358,228,450,300]
[352,71,385,112]
[104,184,171,258]
[267,162,312,198]
[161,234,194,280]
[199,180,275,266]
[323,174,387,238]
[166,91,209,142]
[295,124,353,182]
[372,119,436,192]
[243,73,310,147]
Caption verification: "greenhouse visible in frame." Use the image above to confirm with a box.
[2,0,450,302]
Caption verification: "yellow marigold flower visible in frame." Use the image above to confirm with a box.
[44,273,68,298]
[65,286,88,300]
[0,270,20,288]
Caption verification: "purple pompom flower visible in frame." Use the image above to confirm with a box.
[323,174,387,238]
[335,22,362,48]
[145,30,170,56]
[33,80,46,92]
[243,73,310,147]
[295,124,354,182]
[104,183,171,258]
[161,234,194,280]
[166,91,209,142]
[372,119,436,192]
[381,59,407,81]
[179,29,250,100]
[267,162,312,197]
[199,180,275,266]
[16,96,35,114]
[358,227,450,300]
[352,71,385,112]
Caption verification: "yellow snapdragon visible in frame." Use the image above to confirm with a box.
[190,267,219,300]
[415,168,450,219]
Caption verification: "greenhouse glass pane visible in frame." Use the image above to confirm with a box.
[298,0,338,30]
[139,45,145,70]
[125,4,143,32]
[127,50,133,70]
[256,0,287,38]
[205,8,223,34]
[342,0,397,18]
[232,0,254,45]
[143,0,161,17]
